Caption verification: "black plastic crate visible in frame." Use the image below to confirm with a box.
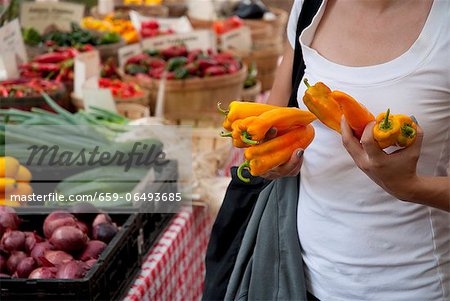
[0,212,142,301]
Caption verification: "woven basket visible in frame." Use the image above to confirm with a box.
[116,102,150,119]
[70,89,150,110]
[0,85,67,111]
[122,65,247,125]
[243,7,289,42]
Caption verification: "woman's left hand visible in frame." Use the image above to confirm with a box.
[340,116,424,201]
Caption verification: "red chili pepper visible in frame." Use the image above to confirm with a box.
[161,45,188,59]
[166,72,175,80]
[0,87,8,97]
[127,53,150,65]
[149,67,165,79]
[31,63,60,73]
[204,66,227,77]
[187,49,203,63]
[185,63,199,75]
[148,59,166,69]
[141,28,160,38]
[197,58,218,71]
[33,52,72,64]
[141,20,159,30]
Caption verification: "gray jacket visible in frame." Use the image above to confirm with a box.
[224,176,307,301]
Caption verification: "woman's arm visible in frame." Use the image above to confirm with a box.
[266,45,294,106]
[341,118,450,212]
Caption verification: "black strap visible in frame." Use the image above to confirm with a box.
[288,0,323,108]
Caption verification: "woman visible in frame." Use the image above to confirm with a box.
[263,0,449,300]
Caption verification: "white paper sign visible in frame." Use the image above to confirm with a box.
[0,52,19,81]
[129,10,193,34]
[118,43,142,69]
[74,50,100,98]
[220,27,252,52]
[20,2,85,34]
[82,88,117,113]
[0,19,28,64]
[141,30,216,52]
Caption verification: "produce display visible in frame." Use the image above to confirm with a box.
[212,16,244,35]
[139,20,175,39]
[22,23,121,48]
[98,78,145,99]
[124,46,242,80]
[20,47,92,82]
[81,15,139,44]
[0,157,32,206]
[0,206,118,279]
[0,79,63,98]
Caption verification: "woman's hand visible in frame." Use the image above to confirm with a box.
[340,116,424,201]
[258,128,305,180]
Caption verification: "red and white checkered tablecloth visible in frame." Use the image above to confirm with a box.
[125,205,212,301]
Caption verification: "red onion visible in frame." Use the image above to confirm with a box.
[43,211,77,238]
[0,254,6,272]
[1,230,25,252]
[0,272,10,278]
[92,223,118,243]
[31,241,55,265]
[84,259,97,268]
[75,220,89,236]
[6,251,27,273]
[92,214,113,228]
[28,267,57,279]
[50,226,88,252]
[0,206,20,234]
[43,250,73,266]
[79,240,107,261]
[24,231,44,253]
[15,257,37,278]
[56,261,87,279]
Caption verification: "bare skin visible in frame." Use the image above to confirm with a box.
[262,0,449,211]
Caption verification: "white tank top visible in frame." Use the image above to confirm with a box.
[287,0,450,300]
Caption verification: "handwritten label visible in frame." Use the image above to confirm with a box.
[20,2,85,34]
[74,50,100,98]
[0,52,19,81]
[129,10,193,34]
[118,43,142,69]
[82,88,117,113]
[220,27,252,52]
[141,30,215,52]
[0,19,28,64]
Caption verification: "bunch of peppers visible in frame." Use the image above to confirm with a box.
[140,20,175,39]
[19,46,94,82]
[302,79,417,149]
[124,46,242,80]
[212,16,244,35]
[22,23,121,48]
[0,78,63,98]
[81,15,139,44]
[98,78,144,99]
[219,101,317,182]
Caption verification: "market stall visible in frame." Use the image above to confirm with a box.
[0,0,290,299]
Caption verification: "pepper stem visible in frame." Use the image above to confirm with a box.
[220,131,232,137]
[241,132,258,145]
[401,124,416,138]
[303,78,311,88]
[237,161,251,183]
[380,108,391,130]
[217,102,229,115]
